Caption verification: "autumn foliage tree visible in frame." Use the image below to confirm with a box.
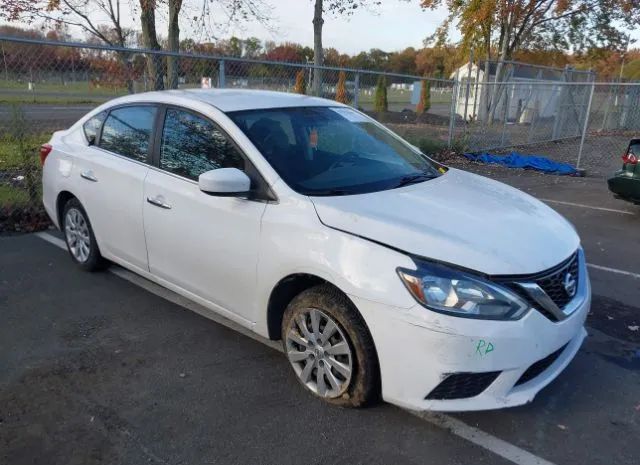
[421,0,639,63]
[416,80,431,115]
[2,0,137,91]
[335,71,348,103]
[294,70,307,94]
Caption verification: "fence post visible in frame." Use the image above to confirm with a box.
[576,80,595,170]
[500,83,512,147]
[448,77,458,148]
[218,59,226,88]
[353,73,360,108]
[463,49,473,121]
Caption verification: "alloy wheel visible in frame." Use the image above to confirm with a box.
[64,208,91,263]
[285,308,353,398]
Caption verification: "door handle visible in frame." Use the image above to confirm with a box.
[146,196,172,209]
[80,170,98,182]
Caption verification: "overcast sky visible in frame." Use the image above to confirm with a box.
[223,1,452,54]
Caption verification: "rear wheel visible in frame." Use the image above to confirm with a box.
[282,284,379,407]
[62,198,107,271]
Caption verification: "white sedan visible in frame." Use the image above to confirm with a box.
[41,89,590,411]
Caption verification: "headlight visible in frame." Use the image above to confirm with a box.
[397,261,530,320]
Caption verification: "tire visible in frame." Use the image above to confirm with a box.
[62,198,108,271]
[281,284,380,407]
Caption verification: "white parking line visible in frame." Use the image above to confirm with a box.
[539,198,635,215]
[35,231,67,248]
[587,263,640,279]
[34,231,558,465]
[413,413,556,465]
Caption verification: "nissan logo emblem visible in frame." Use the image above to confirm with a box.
[563,272,577,298]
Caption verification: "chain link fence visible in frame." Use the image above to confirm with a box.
[0,35,638,231]
[450,78,640,177]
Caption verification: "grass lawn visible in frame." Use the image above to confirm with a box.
[358,87,452,105]
[0,183,31,207]
[1,80,127,93]
[0,94,109,104]
[0,134,48,169]
[0,79,128,104]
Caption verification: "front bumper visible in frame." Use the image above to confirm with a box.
[351,257,591,412]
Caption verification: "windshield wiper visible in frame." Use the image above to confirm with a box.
[394,172,438,188]
[308,189,352,197]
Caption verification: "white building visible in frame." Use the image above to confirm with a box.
[450,61,594,122]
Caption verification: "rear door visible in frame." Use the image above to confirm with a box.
[75,105,158,272]
[142,106,267,323]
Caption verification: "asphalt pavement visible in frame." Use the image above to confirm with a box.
[0,103,95,132]
[1,173,639,465]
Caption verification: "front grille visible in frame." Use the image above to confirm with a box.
[497,251,580,322]
[515,344,568,386]
[535,254,579,310]
[426,371,501,400]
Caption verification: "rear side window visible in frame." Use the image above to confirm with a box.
[82,111,106,144]
[159,109,245,180]
[99,106,157,163]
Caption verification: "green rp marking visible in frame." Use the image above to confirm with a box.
[476,340,494,357]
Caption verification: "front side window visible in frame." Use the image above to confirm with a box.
[229,106,443,195]
[83,111,106,144]
[99,106,157,162]
[160,109,244,180]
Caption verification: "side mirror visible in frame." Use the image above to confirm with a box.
[198,168,251,196]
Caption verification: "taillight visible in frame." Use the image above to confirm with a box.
[39,144,52,166]
[623,152,638,165]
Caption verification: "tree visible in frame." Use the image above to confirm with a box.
[139,0,164,90]
[374,75,387,113]
[1,0,133,48]
[422,0,640,122]
[244,37,263,58]
[421,0,640,66]
[265,43,307,62]
[294,70,307,94]
[2,0,137,92]
[415,45,459,78]
[416,80,431,114]
[389,47,418,75]
[335,71,348,103]
[311,1,381,96]
[167,0,183,89]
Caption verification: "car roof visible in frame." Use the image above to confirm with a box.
[115,89,344,113]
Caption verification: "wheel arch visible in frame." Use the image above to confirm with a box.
[266,273,376,345]
[56,190,77,227]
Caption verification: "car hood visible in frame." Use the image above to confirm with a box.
[310,169,579,275]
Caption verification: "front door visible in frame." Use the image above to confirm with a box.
[143,107,266,323]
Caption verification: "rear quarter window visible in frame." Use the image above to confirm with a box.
[99,106,157,163]
[82,111,107,144]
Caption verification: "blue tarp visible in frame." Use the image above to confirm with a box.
[463,152,579,175]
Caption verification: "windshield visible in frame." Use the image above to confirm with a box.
[228,106,444,195]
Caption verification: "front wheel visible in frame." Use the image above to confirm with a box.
[282,284,379,407]
[62,198,108,271]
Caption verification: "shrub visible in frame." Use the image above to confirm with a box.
[374,75,388,113]
[294,70,306,95]
[10,105,40,207]
[407,137,446,156]
[416,80,431,115]
[335,71,348,104]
